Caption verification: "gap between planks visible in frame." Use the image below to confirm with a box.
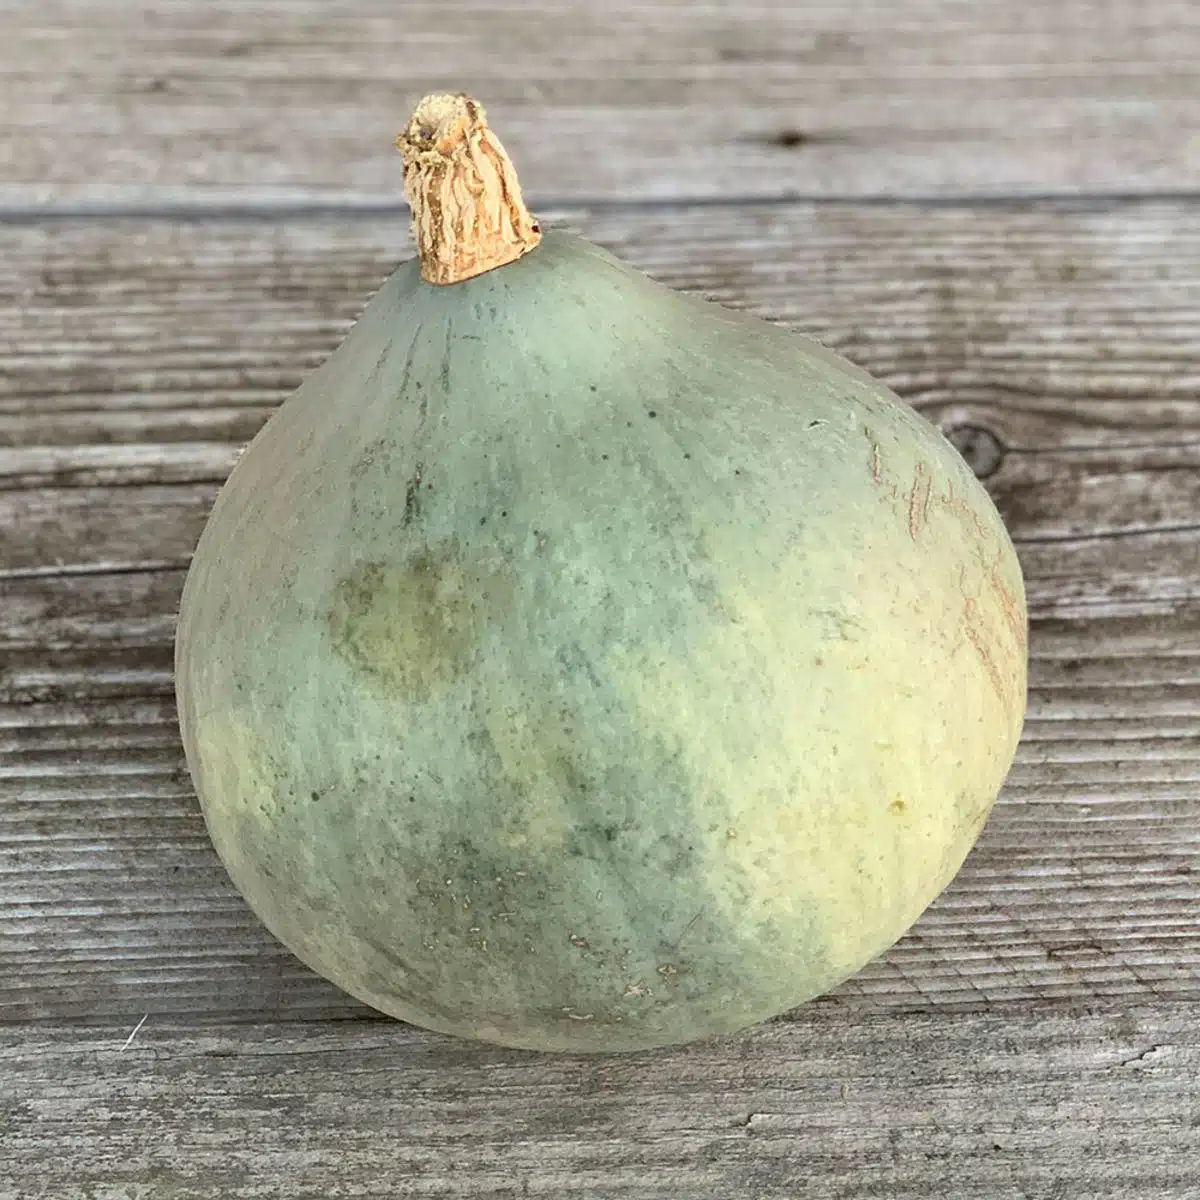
[5,190,1200,225]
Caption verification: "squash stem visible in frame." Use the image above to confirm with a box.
[396,93,542,285]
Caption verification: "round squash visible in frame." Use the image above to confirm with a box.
[175,94,1027,1052]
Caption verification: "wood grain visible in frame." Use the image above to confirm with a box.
[4,5,1197,1188]
[5,202,1199,454]
[0,202,1197,1025]
[3,0,1199,206]
[2,1010,1198,1199]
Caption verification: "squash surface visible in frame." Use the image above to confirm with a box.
[176,101,1027,1052]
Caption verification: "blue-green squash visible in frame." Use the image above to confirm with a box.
[175,94,1027,1052]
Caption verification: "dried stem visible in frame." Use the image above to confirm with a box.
[396,93,542,285]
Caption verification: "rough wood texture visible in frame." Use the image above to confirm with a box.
[1,1011,1198,1199]
[4,3,1199,1190]
[5,202,1199,454]
[1,205,1198,1025]
[4,0,1199,206]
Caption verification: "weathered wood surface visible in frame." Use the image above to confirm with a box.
[3,1,1200,1187]
[1,1010,1198,1199]
[4,0,1200,206]
[4,201,1200,452]
[1,205,1198,1025]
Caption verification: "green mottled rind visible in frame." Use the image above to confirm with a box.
[175,231,1027,1052]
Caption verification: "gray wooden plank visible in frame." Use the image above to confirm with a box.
[4,439,1200,553]
[4,202,1199,453]
[3,0,1199,205]
[5,470,1200,607]
[1,1009,1198,1199]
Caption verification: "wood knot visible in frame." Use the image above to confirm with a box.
[944,424,1006,480]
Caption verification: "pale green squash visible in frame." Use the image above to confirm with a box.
[175,95,1026,1052]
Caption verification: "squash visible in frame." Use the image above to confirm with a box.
[175,94,1027,1052]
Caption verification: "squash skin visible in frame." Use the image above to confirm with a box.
[175,231,1027,1052]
